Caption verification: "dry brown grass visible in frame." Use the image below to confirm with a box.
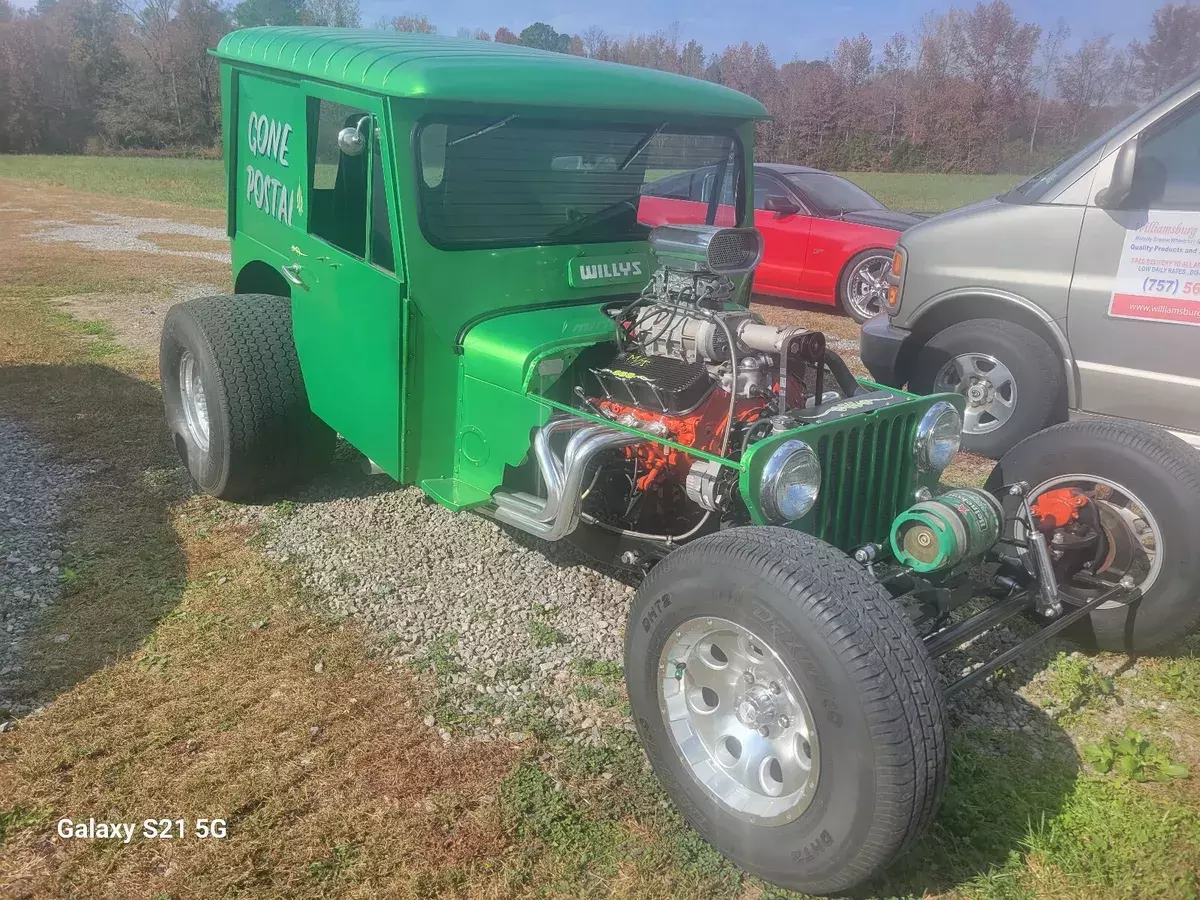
[147,232,230,255]
[0,184,527,899]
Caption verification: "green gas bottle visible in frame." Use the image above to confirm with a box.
[889,488,1004,574]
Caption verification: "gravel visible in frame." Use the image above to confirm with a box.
[256,461,636,740]
[0,418,84,721]
[251,454,1070,744]
[31,212,230,263]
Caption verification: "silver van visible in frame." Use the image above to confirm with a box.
[861,73,1200,457]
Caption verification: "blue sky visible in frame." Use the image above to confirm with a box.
[8,0,1156,61]
[361,0,1154,60]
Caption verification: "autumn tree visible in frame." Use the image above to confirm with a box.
[1130,3,1200,98]
[1057,35,1125,139]
[379,13,434,33]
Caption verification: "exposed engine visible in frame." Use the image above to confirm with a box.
[576,224,856,535]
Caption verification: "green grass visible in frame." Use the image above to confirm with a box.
[0,153,1020,215]
[0,154,226,209]
[837,172,1024,213]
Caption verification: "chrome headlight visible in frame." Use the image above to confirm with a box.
[760,440,821,522]
[914,401,962,474]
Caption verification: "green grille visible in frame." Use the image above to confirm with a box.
[811,408,918,549]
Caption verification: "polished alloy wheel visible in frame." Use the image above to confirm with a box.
[658,617,819,825]
[847,253,892,320]
[933,352,1017,435]
[179,349,211,453]
[1028,475,1162,609]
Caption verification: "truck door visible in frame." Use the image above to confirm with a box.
[287,84,406,477]
[1066,94,1200,438]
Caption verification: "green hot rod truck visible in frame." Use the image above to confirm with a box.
[160,28,1200,895]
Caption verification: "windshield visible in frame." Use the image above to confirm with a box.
[1002,73,1200,203]
[784,172,885,215]
[416,118,743,249]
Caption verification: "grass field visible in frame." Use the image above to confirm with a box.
[0,154,1023,213]
[2,167,1198,900]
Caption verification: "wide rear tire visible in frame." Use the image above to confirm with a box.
[160,293,334,502]
[625,527,947,895]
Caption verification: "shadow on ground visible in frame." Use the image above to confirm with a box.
[0,363,189,715]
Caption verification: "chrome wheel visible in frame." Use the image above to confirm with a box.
[846,253,892,320]
[1028,475,1162,609]
[934,352,1017,435]
[658,617,819,825]
[179,349,210,453]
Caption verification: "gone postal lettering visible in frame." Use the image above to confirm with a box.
[58,817,137,843]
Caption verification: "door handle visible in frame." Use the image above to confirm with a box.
[280,263,308,291]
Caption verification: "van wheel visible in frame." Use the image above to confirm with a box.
[987,420,1200,653]
[838,249,893,323]
[910,318,1062,458]
[160,293,334,502]
[626,528,947,895]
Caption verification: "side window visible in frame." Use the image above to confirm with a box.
[370,144,394,272]
[1134,99,1200,210]
[700,171,735,205]
[754,173,789,211]
[643,173,693,201]
[309,99,369,257]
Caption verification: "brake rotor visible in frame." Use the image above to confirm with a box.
[1094,499,1153,586]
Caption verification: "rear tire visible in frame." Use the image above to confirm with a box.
[987,420,1200,653]
[625,528,947,895]
[160,293,334,502]
[910,318,1062,458]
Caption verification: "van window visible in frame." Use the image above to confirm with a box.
[1135,98,1200,210]
[309,99,369,257]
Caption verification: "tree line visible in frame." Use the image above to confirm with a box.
[1,0,1196,173]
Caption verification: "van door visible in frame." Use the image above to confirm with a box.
[1066,94,1200,438]
[287,84,406,476]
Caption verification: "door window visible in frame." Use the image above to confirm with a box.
[370,146,395,272]
[1133,99,1200,210]
[309,100,369,257]
[754,173,790,211]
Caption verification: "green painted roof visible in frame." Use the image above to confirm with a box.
[214,28,769,120]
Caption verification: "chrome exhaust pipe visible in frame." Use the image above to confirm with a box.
[490,417,644,541]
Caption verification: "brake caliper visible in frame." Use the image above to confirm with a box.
[1030,487,1089,531]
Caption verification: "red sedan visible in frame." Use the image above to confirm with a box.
[639,163,922,322]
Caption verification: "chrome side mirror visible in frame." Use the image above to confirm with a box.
[1095,135,1139,209]
[337,115,370,157]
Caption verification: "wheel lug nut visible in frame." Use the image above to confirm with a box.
[758,725,770,737]
[770,681,782,694]
[777,715,790,729]
[743,671,755,685]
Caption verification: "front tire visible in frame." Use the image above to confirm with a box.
[910,318,1063,458]
[625,528,947,895]
[838,249,894,324]
[160,293,334,502]
[987,420,1200,653]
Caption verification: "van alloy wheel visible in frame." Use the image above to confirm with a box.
[933,352,1017,436]
[659,617,819,825]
